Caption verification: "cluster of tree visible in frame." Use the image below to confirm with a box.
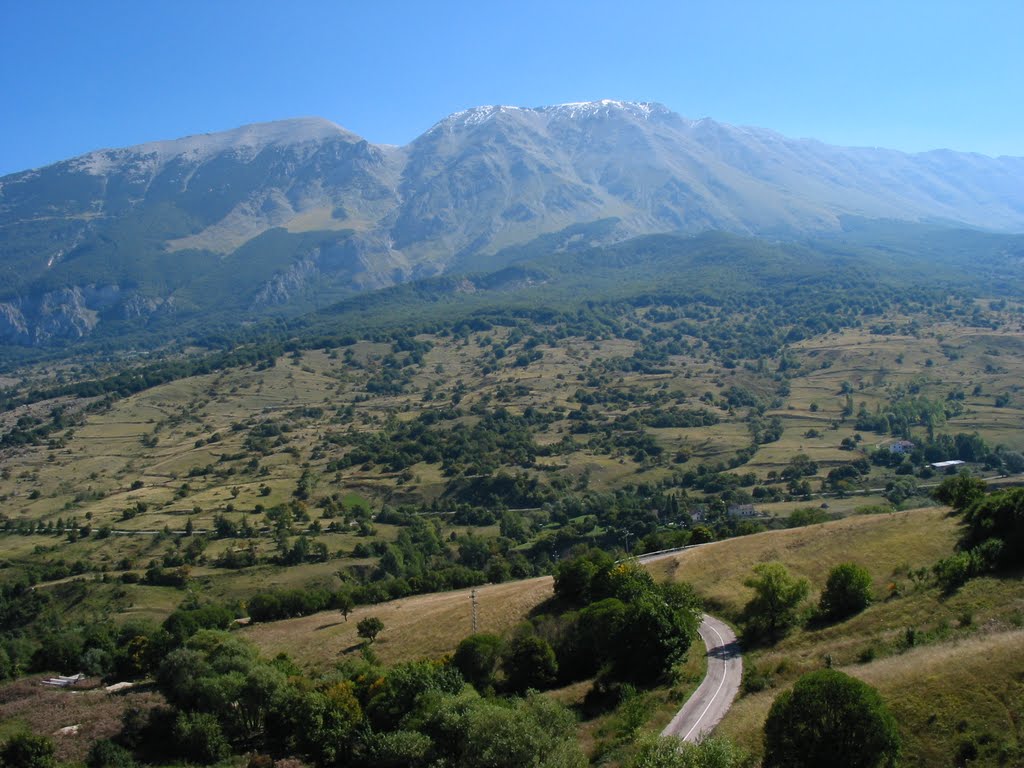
[331,407,552,477]
[931,474,1024,590]
[551,550,702,684]
[439,555,700,742]
[97,629,587,767]
[742,560,873,642]
[870,431,1011,474]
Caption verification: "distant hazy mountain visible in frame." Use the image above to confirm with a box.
[1,100,1022,345]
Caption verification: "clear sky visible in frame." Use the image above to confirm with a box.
[2,0,1022,176]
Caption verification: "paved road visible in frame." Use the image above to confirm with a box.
[661,613,742,743]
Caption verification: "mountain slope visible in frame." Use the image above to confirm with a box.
[1,101,1023,346]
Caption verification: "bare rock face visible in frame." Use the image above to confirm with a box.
[1,104,1023,346]
[0,302,30,345]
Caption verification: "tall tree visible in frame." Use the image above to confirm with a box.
[742,562,809,640]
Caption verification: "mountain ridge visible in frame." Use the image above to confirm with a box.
[2,100,1023,347]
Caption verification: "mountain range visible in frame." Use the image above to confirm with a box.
[1,99,1023,347]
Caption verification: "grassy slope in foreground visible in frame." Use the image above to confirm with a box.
[244,505,1024,765]
[242,504,944,670]
[243,507,963,670]
[648,506,1024,766]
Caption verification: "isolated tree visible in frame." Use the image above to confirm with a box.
[336,591,355,622]
[819,563,873,621]
[763,669,900,768]
[357,616,385,644]
[742,562,809,640]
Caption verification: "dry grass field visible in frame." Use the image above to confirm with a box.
[243,576,555,666]
[718,628,1024,766]
[0,680,166,765]
[648,506,961,617]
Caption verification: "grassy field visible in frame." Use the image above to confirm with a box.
[649,507,1024,766]
[647,506,961,618]
[243,576,555,666]
[240,503,1024,766]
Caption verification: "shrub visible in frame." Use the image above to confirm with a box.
[819,563,872,620]
[86,740,138,768]
[173,711,230,765]
[0,733,56,768]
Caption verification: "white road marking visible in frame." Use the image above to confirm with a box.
[683,619,729,741]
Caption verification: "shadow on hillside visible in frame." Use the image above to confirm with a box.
[315,621,345,631]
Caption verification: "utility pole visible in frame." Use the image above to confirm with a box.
[471,588,479,633]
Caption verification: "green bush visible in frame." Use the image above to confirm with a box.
[763,669,900,768]
[818,563,872,620]
[173,711,230,765]
[86,739,137,768]
[0,733,56,768]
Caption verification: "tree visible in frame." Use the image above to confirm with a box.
[173,711,230,765]
[453,633,503,691]
[502,634,558,693]
[932,470,986,511]
[0,733,56,768]
[336,590,355,622]
[742,562,809,640]
[461,694,586,768]
[763,669,900,768]
[553,549,615,605]
[357,616,384,643]
[818,563,872,621]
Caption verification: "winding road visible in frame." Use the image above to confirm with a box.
[633,547,743,742]
[661,613,743,743]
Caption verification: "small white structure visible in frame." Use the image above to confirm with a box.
[931,460,966,469]
[41,673,85,688]
[727,504,757,518]
[889,440,915,454]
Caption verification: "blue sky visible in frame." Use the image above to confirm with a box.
[1,0,1022,175]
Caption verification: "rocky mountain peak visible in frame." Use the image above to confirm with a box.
[68,117,359,177]
[540,99,673,121]
[3,102,1024,348]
